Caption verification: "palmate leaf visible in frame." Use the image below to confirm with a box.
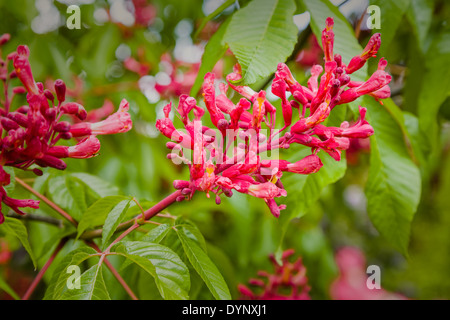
[44,247,98,300]
[364,96,421,255]
[60,263,111,300]
[114,241,190,300]
[223,0,298,85]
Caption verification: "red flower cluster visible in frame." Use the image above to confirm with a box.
[156,18,391,218]
[0,36,132,224]
[238,249,311,300]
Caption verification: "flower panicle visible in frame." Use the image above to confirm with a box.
[238,250,311,300]
[155,18,390,218]
[0,41,133,223]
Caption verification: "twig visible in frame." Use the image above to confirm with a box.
[79,189,183,240]
[7,212,64,228]
[15,177,78,226]
[87,241,138,300]
[22,238,68,300]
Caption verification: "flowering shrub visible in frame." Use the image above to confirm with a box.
[0,0,445,302]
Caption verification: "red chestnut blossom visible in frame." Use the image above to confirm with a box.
[70,99,132,137]
[238,249,311,300]
[155,17,391,218]
[330,247,408,300]
[0,38,132,224]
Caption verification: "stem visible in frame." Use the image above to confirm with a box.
[15,177,78,226]
[87,241,138,301]
[79,189,183,240]
[105,223,139,254]
[15,177,141,300]
[22,238,68,300]
[7,211,64,228]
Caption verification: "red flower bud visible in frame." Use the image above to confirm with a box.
[54,121,71,132]
[54,79,66,102]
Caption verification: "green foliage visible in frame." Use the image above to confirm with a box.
[364,97,421,255]
[0,0,449,301]
[223,0,298,85]
[114,241,190,300]
[2,217,37,268]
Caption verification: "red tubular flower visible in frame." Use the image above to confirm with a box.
[90,99,132,134]
[155,17,389,219]
[11,45,39,95]
[70,99,132,136]
[239,250,311,300]
[67,135,101,159]
[321,17,335,62]
[0,167,40,222]
[346,33,381,74]
[0,43,132,224]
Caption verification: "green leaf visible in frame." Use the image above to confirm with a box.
[193,0,235,39]
[76,196,131,239]
[190,18,230,97]
[60,263,110,300]
[101,199,132,249]
[364,96,422,255]
[417,31,450,157]
[47,175,84,221]
[70,173,120,198]
[141,223,172,244]
[65,175,87,221]
[281,149,347,225]
[2,217,37,269]
[302,0,366,82]
[406,0,434,52]
[223,0,298,85]
[175,217,207,251]
[0,275,20,300]
[44,247,97,300]
[114,241,190,300]
[175,227,231,300]
[369,0,411,56]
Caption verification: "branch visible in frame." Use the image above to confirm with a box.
[15,177,78,226]
[78,189,183,240]
[22,238,68,300]
[7,212,64,228]
[87,241,138,300]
